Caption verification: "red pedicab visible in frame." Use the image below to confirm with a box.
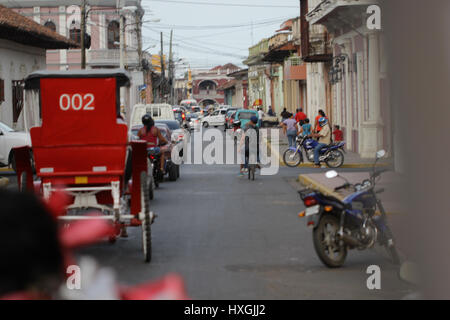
[14,69,154,262]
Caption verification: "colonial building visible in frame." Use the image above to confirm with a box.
[306,0,389,158]
[0,5,77,128]
[219,69,248,109]
[191,63,240,107]
[0,0,145,122]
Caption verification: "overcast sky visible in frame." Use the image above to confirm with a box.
[141,0,300,74]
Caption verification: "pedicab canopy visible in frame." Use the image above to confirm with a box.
[24,69,131,182]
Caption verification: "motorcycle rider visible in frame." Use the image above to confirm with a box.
[138,114,168,173]
[311,117,331,168]
[238,116,261,176]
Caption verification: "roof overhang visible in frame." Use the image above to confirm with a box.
[25,69,131,90]
[306,0,376,25]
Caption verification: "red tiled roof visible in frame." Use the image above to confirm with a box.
[0,5,79,49]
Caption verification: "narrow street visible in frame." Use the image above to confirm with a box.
[72,129,412,300]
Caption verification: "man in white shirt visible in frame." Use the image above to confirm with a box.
[311,117,331,168]
[257,108,264,127]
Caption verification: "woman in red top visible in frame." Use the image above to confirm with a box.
[138,114,168,172]
[314,110,328,133]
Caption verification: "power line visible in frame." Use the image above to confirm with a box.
[148,0,298,8]
[142,18,288,30]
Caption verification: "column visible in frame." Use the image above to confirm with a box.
[360,32,384,158]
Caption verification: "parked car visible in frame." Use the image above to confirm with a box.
[202,108,228,128]
[234,109,259,128]
[0,121,32,170]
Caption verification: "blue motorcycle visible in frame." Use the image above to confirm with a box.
[283,135,346,168]
[298,150,400,268]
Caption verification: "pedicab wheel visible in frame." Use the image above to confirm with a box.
[149,179,154,200]
[142,210,152,263]
[140,171,152,263]
[19,171,27,192]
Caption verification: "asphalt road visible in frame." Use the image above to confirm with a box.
[3,128,414,299]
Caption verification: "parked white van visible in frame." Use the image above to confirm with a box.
[130,103,175,128]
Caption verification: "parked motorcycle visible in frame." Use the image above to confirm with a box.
[298,150,400,268]
[283,136,346,168]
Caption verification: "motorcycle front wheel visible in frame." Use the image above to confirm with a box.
[313,215,347,268]
[283,149,302,167]
[325,150,345,168]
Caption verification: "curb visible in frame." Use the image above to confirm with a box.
[266,139,391,168]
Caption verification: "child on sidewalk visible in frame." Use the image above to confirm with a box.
[333,125,343,142]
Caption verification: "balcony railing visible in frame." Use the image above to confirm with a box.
[87,49,139,67]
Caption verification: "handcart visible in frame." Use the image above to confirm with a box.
[14,69,154,262]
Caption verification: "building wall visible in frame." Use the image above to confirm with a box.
[0,39,46,127]
[331,29,388,158]
[306,62,328,121]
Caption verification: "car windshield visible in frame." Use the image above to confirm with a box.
[0,122,15,133]
[188,114,199,119]
[238,112,256,120]
[156,120,180,131]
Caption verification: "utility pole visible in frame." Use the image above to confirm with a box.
[136,9,143,70]
[169,29,174,105]
[81,0,87,69]
[160,32,165,102]
[120,12,125,69]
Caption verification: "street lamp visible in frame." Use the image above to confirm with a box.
[328,54,349,85]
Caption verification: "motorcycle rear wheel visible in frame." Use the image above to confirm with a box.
[325,150,345,168]
[313,215,347,268]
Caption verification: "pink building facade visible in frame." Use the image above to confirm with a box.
[307,0,391,158]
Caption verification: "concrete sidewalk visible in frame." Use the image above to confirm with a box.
[265,128,392,168]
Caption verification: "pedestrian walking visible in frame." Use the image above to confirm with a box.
[295,108,307,126]
[281,108,290,122]
[268,106,275,116]
[314,109,328,133]
[280,113,299,148]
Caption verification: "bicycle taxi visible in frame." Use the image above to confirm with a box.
[14,69,154,262]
